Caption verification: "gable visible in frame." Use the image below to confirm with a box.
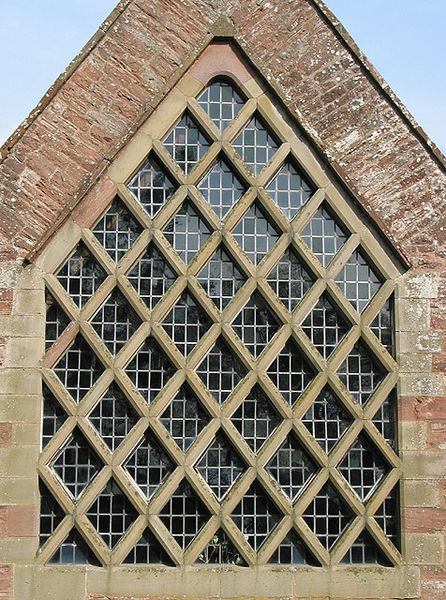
[0,0,444,269]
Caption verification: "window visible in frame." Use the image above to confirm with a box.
[39,73,401,571]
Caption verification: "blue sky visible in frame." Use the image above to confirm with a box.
[0,0,444,152]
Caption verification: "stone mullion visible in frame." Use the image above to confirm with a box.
[115,230,152,278]
[221,98,258,144]
[366,515,402,565]
[256,461,293,516]
[290,187,326,234]
[326,373,363,422]
[150,182,189,231]
[44,273,80,322]
[146,514,183,566]
[186,278,221,325]
[293,516,330,567]
[220,142,258,189]
[76,417,112,466]
[35,515,76,565]
[360,229,403,281]
[110,513,148,566]
[324,184,368,236]
[328,467,366,520]
[73,466,113,515]
[221,513,257,566]
[148,420,187,472]
[77,275,116,324]
[116,184,154,229]
[183,515,220,565]
[362,420,401,469]
[256,94,295,144]
[363,373,398,420]
[111,419,150,472]
[186,185,222,231]
[257,142,291,188]
[76,512,111,565]
[327,421,364,470]
[329,516,365,566]
[38,461,75,515]
[288,141,331,191]
[186,142,222,186]
[38,416,77,470]
[186,97,221,142]
[148,322,187,370]
[256,515,293,565]
[292,372,328,420]
[361,279,396,326]
[325,279,361,328]
[256,279,292,326]
[151,139,188,187]
[325,233,362,282]
[365,467,402,518]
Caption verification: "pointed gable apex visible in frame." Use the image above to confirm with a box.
[0,0,444,267]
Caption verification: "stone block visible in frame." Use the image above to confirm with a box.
[397,298,431,332]
[403,480,441,507]
[0,478,38,505]
[405,533,444,565]
[0,368,41,396]
[400,373,444,397]
[400,421,428,451]
[402,272,439,299]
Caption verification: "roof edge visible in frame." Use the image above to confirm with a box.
[310,0,446,171]
[0,0,133,163]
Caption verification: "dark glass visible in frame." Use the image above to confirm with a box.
[92,197,142,262]
[267,338,316,406]
[196,337,247,404]
[338,340,387,406]
[164,200,211,264]
[267,248,314,311]
[45,289,70,349]
[232,291,281,358]
[197,247,246,311]
[42,383,67,448]
[195,431,245,500]
[164,111,210,173]
[301,293,350,360]
[371,297,394,356]
[302,388,353,454]
[56,241,107,308]
[233,201,280,265]
[372,389,397,449]
[197,528,247,565]
[127,244,177,310]
[123,527,174,565]
[301,203,348,267]
[89,383,139,452]
[49,529,101,565]
[374,484,400,550]
[266,433,318,500]
[266,160,313,220]
[198,80,245,130]
[198,158,246,220]
[90,289,141,355]
[127,154,177,217]
[39,480,66,546]
[268,529,320,565]
[125,431,175,499]
[233,114,279,175]
[341,530,392,565]
[335,248,382,313]
[86,479,139,549]
[231,384,281,453]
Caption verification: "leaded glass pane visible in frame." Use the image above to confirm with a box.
[164,200,211,264]
[336,249,382,313]
[232,201,281,265]
[232,291,281,358]
[42,383,67,448]
[160,384,211,452]
[338,434,388,501]
[197,528,246,565]
[164,112,210,173]
[53,335,104,403]
[49,529,100,565]
[161,290,213,357]
[301,204,348,267]
[198,159,245,220]
[268,529,319,565]
[341,530,391,565]
[86,479,138,549]
[198,80,245,130]
[374,485,400,550]
[372,389,397,449]
[337,340,387,406]
[231,481,282,551]
[45,289,70,349]
[124,431,175,499]
[197,246,246,311]
[127,154,177,217]
[89,383,139,452]
[123,527,174,565]
[266,339,316,406]
[302,483,353,550]
[231,384,281,453]
[371,297,394,355]
[90,289,141,355]
[302,388,353,454]
[266,160,313,220]
[301,294,350,359]
[92,198,142,262]
[267,248,314,311]
[233,115,279,175]
[39,480,66,546]
[159,480,210,549]
[56,241,107,308]
[127,244,177,310]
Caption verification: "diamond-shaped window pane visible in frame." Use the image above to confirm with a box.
[372,389,397,449]
[161,290,213,357]
[267,339,316,406]
[49,529,100,565]
[196,431,245,500]
[125,431,175,499]
[127,244,177,310]
[51,428,102,499]
[127,154,177,218]
[338,434,388,501]
[232,201,281,265]
[231,481,282,551]
[268,529,320,565]
[86,479,138,549]
[90,289,141,355]
[374,485,400,550]
[338,340,387,406]
[301,293,350,360]
[159,479,210,549]
[39,480,66,546]
[336,249,382,313]
[198,159,245,220]
[123,527,174,565]
[302,482,354,550]
[233,115,279,175]
[266,433,318,501]
[42,383,67,448]
[164,111,210,173]
[267,160,313,220]
[302,388,353,454]
[341,529,392,565]
[231,384,281,453]
[164,200,211,264]
[197,246,246,311]
[45,289,70,350]
[198,80,245,130]
[196,336,247,405]
[125,337,176,404]
[301,204,348,267]
[371,297,394,356]
[197,528,247,565]
[92,198,142,263]
[89,383,139,452]
[267,248,314,312]
[160,383,211,452]
[56,241,107,308]
[232,291,281,358]
[53,334,105,403]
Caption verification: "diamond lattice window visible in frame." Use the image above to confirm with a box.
[39,67,401,571]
